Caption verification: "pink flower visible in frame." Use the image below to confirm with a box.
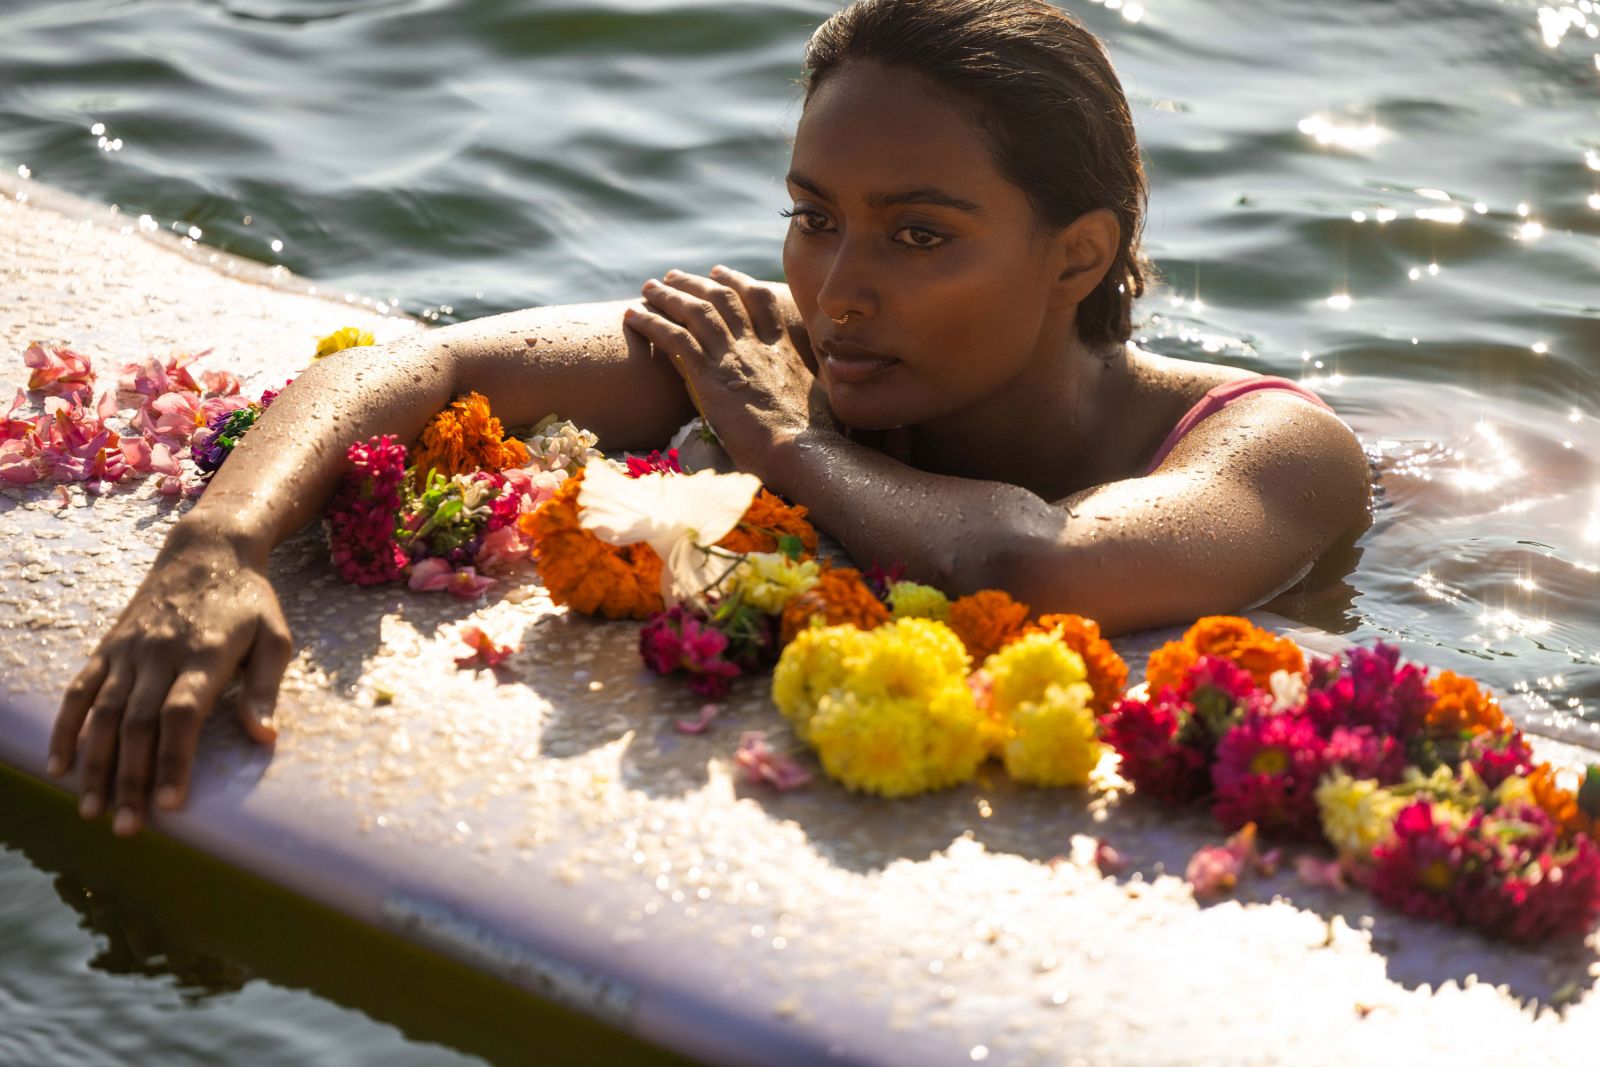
[734,731,812,790]
[1295,855,1349,892]
[1211,708,1330,838]
[1093,839,1128,875]
[475,523,533,572]
[199,369,241,397]
[1464,729,1535,789]
[454,625,517,669]
[119,349,207,401]
[0,438,41,484]
[676,703,721,734]
[408,558,495,598]
[24,343,95,402]
[639,606,742,699]
[1186,823,1274,900]
[1368,801,1476,925]
[131,390,204,445]
[1,389,35,442]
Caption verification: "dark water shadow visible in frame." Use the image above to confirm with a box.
[0,766,696,1067]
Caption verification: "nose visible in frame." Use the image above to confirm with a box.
[815,233,880,324]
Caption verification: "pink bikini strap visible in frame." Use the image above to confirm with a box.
[1143,376,1335,475]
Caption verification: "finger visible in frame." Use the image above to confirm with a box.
[111,663,176,836]
[77,661,135,819]
[49,652,110,777]
[236,617,292,746]
[149,657,245,811]
[662,269,751,340]
[624,306,702,369]
[708,265,784,344]
[640,279,733,358]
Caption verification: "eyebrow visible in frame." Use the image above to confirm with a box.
[786,169,983,214]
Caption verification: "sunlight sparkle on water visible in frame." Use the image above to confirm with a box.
[1297,115,1388,152]
[1325,293,1353,310]
[1518,221,1545,240]
[1415,206,1465,224]
[1448,422,1524,492]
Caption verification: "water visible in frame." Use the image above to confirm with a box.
[1,0,1598,1062]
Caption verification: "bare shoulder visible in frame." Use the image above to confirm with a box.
[1158,377,1372,541]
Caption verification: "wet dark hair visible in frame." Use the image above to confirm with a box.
[802,0,1149,350]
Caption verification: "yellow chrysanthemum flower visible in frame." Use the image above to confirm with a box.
[772,623,869,742]
[732,552,821,615]
[314,325,375,359]
[1315,771,1405,856]
[979,633,1100,785]
[887,580,951,621]
[808,682,986,798]
[1002,681,1101,787]
[985,632,1089,716]
[772,618,982,794]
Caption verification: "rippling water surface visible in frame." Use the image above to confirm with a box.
[2,0,1598,1062]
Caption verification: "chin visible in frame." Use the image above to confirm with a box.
[823,385,909,433]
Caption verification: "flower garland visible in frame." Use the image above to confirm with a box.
[315,405,1600,943]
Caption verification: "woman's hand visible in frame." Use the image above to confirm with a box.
[623,266,835,473]
[47,522,291,836]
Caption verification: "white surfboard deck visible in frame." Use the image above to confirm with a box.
[5,173,1600,1066]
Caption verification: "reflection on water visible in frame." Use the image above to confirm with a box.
[1,0,1599,1061]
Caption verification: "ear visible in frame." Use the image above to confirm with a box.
[1045,208,1120,312]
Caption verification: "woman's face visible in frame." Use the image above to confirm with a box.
[782,60,1063,431]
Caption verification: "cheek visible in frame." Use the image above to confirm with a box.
[780,231,819,312]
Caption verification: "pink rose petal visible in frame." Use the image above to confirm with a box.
[676,703,721,734]
[734,730,812,790]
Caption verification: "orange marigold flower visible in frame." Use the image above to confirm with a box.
[779,566,889,645]
[1029,613,1129,716]
[1424,670,1509,737]
[410,391,530,487]
[521,470,664,620]
[1529,763,1598,843]
[716,489,819,557]
[947,590,1031,663]
[1145,615,1304,692]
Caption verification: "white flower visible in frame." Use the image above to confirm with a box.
[577,458,759,606]
[1268,668,1307,711]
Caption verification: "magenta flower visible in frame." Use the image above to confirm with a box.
[734,731,812,790]
[1465,730,1535,789]
[1101,695,1212,805]
[326,434,409,586]
[1305,643,1433,741]
[624,448,683,477]
[639,605,742,699]
[118,349,206,401]
[1211,707,1331,838]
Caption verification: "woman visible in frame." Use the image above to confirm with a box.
[48,0,1369,835]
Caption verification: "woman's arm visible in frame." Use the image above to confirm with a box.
[50,299,693,833]
[762,392,1371,635]
[624,269,1370,637]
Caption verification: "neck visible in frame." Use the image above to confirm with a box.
[908,335,1129,499]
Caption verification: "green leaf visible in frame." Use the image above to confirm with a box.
[778,535,803,561]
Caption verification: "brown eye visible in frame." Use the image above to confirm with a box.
[894,226,948,250]
[780,208,831,234]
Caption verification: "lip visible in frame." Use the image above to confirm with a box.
[816,339,899,385]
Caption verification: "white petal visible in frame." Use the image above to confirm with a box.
[663,535,730,608]
[577,459,681,548]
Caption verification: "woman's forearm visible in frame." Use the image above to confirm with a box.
[175,299,697,563]
[764,427,1067,594]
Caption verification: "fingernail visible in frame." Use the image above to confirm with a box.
[664,269,682,279]
[79,792,101,819]
[155,785,181,810]
[46,755,63,777]
[710,264,726,274]
[113,807,138,836]
[644,278,660,289]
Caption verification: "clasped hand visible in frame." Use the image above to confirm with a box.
[623,266,834,474]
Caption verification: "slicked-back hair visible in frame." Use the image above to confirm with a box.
[802,0,1149,350]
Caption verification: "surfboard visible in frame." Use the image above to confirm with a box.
[4,172,1600,1066]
